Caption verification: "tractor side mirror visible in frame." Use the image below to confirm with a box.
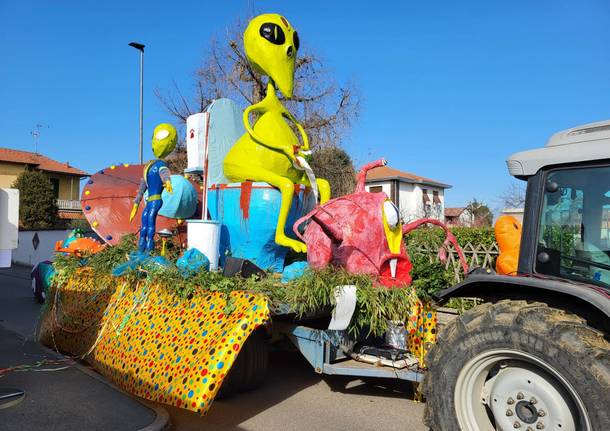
[545,181,561,205]
[536,246,560,276]
[546,181,559,193]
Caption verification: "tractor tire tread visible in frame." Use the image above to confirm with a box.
[422,300,610,430]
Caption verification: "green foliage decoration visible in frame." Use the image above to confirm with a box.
[51,235,417,337]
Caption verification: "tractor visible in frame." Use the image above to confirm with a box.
[423,120,610,430]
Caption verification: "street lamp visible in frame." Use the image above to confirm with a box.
[128,42,145,164]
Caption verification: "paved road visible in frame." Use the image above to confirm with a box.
[165,349,427,431]
[1,266,427,431]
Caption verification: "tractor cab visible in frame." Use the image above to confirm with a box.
[508,120,610,291]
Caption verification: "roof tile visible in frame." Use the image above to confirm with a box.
[445,207,466,217]
[365,165,450,188]
[0,147,88,176]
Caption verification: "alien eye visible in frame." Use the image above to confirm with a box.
[155,129,170,140]
[259,23,285,45]
[293,31,300,51]
[383,201,400,229]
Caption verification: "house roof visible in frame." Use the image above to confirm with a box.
[445,207,466,218]
[0,147,88,176]
[365,165,451,189]
[58,210,85,220]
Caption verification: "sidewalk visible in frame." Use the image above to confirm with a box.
[0,265,169,431]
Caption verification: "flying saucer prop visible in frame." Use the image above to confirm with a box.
[81,163,202,246]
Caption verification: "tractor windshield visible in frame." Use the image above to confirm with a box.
[537,164,610,288]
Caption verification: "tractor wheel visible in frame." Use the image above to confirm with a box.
[423,300,610,431]
[217,329,269,398]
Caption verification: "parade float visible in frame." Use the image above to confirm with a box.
[38,13,468,414]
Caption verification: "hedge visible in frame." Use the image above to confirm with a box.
[406,227,497,303]
[405,226,496,249]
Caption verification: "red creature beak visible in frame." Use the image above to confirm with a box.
[379,254,413,287]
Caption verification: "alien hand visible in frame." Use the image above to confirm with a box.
[165,180,173,194]
[129,203,139,222]
[297,149,312,163]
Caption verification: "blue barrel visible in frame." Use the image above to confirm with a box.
[207,182,315,272]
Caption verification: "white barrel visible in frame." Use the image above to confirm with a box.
[186,220,221,271]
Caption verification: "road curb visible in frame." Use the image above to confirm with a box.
[76,362,172,431]
[38,342,171,431]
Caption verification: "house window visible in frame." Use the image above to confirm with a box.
[50,178,60,198]
[369,186,383,193]
[422,189,430,203]
[433,190,441,204]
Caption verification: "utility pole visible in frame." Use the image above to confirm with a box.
[129,42,145,164]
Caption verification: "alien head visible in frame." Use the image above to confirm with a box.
[244,13,300,98]
[152,123,177,159]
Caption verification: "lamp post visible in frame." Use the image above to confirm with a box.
[128,42,145,164]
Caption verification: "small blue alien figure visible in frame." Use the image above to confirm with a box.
[129,123,177,253]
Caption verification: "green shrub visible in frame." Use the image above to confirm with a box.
[405,226,497,301]
[410,254,453,301]
[405,226,496,249]
[11,169,59,229]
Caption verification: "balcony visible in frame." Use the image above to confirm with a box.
[56,199,82,211]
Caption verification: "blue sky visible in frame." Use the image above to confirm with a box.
[2,0,610,209]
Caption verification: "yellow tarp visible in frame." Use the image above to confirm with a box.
[407,301,437,367]
[39,271,270,414]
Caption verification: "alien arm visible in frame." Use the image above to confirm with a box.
[282,109,310,152]
[242,104,296,158]
[130,178,147,221]
[159,165,172,193]
[133,179,147,206]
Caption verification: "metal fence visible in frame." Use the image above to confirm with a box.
[414,241,499,283]
[56,199,81,210]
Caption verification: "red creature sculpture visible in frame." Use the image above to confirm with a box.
[294,159,468,287]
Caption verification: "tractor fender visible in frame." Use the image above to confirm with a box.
[434,273,610,333]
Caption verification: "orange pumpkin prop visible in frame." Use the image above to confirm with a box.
[495,215,522,275]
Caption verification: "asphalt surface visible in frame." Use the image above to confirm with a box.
[165,349,427,431]
[1,265,428,431]
[0,265,160,431]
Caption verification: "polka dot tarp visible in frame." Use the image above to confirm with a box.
[406,301,437,368]
[39,272,270,414]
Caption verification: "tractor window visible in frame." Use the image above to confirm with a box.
[537,165,610,287]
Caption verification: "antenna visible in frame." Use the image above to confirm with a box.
[30,124,49,154]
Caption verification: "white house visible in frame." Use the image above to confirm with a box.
[364,166,451,222]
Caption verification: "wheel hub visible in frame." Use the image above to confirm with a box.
[487,364,576,431]
[515,400,538,424]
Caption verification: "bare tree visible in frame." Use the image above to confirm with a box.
[466,199,493,227]
[156,19,360,152]
[500,181,526,208]
[308,147,356,197]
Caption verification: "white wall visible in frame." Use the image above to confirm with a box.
[398,182,416,220]
[365,181,446,222]
[365,181,392,197]
[0,188,19,267]
[459,209,474,226]
[501,208,524,224]
[12,230,70,266]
